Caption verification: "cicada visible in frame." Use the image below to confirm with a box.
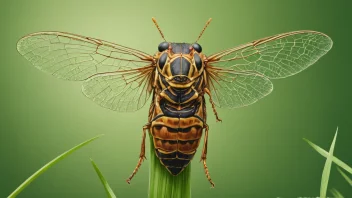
[17,18,332,187]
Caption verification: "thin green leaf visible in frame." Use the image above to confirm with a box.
[8,134,104,198]
[90,159,117,198]
[337,167,352,186]
[148,135,191,198]
[330,188,344,198]
[303,138,352,175]
[320,127,338,198]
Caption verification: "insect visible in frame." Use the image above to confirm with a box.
[17,18,332,187]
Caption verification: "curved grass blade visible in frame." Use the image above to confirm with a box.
[337,167,352,186]
[320,127,338,198]
[303,134,352,175]
[330,188,344,198]
[303,139,352,174]
[8,134,104,198]
[90,159,117,198]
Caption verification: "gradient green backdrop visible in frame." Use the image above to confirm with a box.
[1,0,351,197]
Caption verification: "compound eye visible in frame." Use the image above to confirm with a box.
[158,42,169,52]
[192,43,202,53]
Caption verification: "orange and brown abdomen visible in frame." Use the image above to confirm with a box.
[149,89,206,175]
[150,115,204,175]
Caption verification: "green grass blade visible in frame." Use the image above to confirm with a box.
[320,127,338,198]
[148,135,191,198]
[303,138,352,175]
[337,167,352,186]
[90,159,117,198]
[8,134,104,198]
[330,188,344,198]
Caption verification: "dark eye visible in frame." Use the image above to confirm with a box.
[194,53,202,70]
[158,42,169,52]
[192,43,202,53]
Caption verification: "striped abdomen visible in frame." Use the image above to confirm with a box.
[150,85,205,175]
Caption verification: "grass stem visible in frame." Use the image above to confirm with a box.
[148,135,191,198]
[8,134,103,198]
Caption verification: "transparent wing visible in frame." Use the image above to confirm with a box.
[17,31,154,81]
[206,66,273,108]
[18,31,155,111]
[82,66,155,112]
[207,31,333,79]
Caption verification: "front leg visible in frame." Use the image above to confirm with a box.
[204,87,222,122]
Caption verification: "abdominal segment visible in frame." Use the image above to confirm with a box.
[150,71,206,175]
[151,116,203,175]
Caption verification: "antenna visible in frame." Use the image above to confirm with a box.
[195,18,212,43]
[152,17,166,41]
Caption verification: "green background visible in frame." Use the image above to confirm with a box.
[1,0,351,197]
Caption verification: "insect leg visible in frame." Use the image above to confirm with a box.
[200,124,215,188]
[204,87,222,122]
[126,123,150,184]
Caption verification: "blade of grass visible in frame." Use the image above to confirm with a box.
[337,167,352,186]
[8,134,104,198]
[320,127,338,198]
[303,139,352,175]
[90,159,117,198]
[330,188,344,198]
[148,134,191,198]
